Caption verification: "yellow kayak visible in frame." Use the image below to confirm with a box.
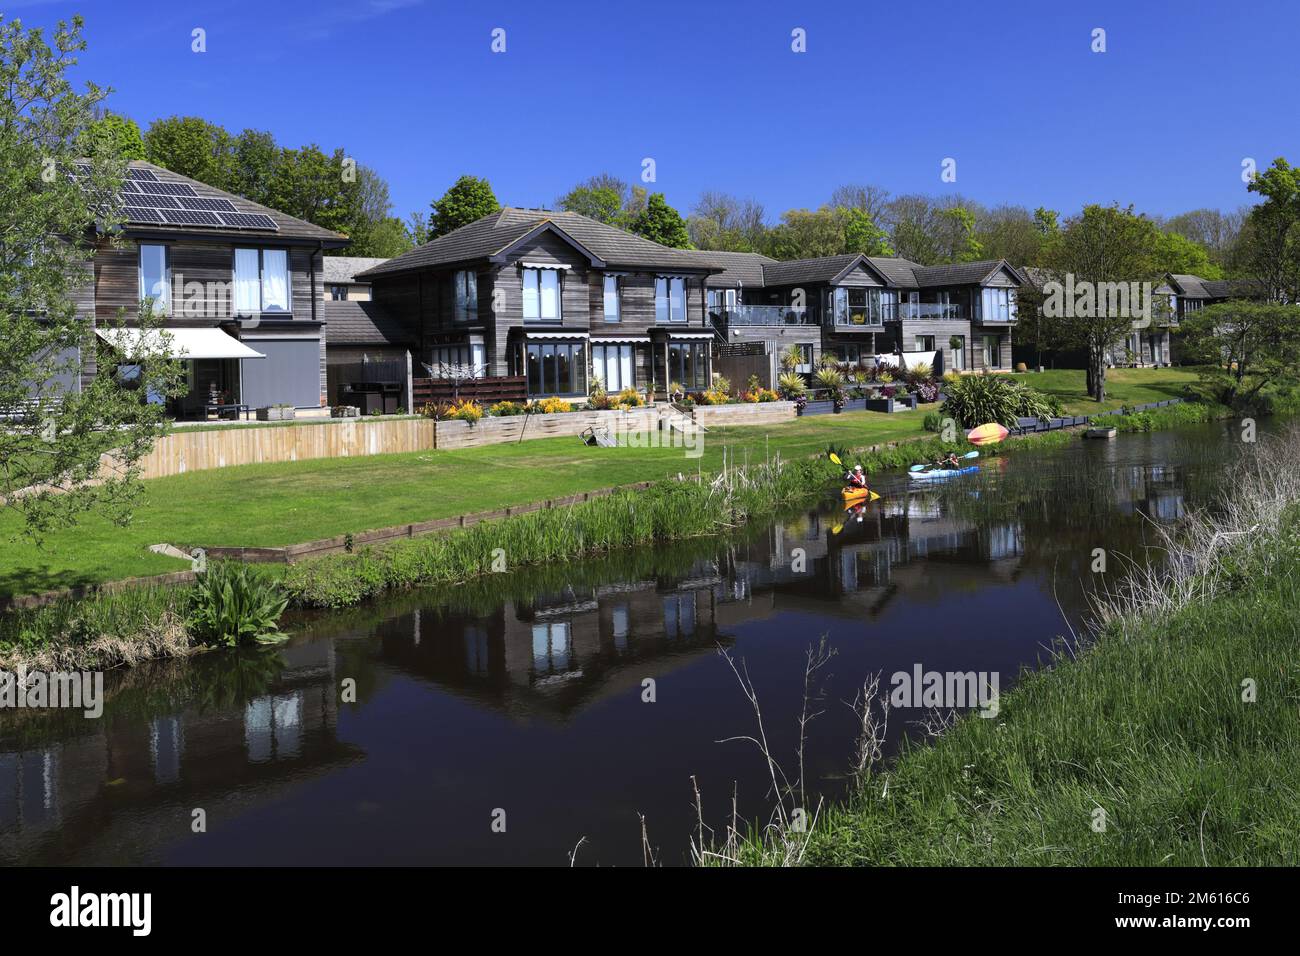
[842,487,880,505]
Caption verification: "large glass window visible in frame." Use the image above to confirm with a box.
[524,340,586,395]
[603,275,620,322]
[522,268,562,322]
[660,341,709,390]
[979,287,1014,322]
[139,244,170,315]
[428,343,486,377]
[234,248,291,315]
[655,276,687,323]
[453,270,478,322]
[982,334,1001,368]
[592,343,634,392]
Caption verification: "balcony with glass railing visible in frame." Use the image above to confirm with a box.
[709,305,818,327]
[898,302,967,320]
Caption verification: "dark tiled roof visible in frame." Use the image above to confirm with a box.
[688,250,774,287]
[1200,278,1267,299]
[761,253,885,286]
[359,208,720,278]
[866,256,923,289]
[324,257,389,284]
[323,299,418,347]
[911,259,1023,288]
[108,161,347,244]
[1168,273,1211,298]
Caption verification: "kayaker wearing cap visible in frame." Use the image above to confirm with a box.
[931,452,960,471]
[846,464,868,488]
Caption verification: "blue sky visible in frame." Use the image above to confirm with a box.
[12,0,1299,222]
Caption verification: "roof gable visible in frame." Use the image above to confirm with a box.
[488,219,605,267]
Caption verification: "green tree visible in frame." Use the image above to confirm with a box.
[687,191,767,251]
[429,174,500,239]
[936,205,983,263]
[556,173,635,225]
[763,207,843,260]
[628,192,691,248]
[228,128,278,207]
[79,111,144,160]
[1038,204,1163,401]
[839,207,893,256]
[1179,301,1300,409]
[405,210,430,246]
[1,15,184,539]
[1243,157,1300,302]
[1155,230,1222,279]
[975,205,1042,266]
[143,115,235,188]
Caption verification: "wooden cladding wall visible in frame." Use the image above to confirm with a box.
[126,418,438,479]
[94,239,322,323]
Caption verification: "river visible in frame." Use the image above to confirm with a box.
[0,421,1255,865]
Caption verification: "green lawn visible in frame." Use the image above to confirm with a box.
[0,408,928,597]
[0,367,1197,598]
[1023,366,1199,413]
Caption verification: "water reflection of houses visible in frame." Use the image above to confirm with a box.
[1120,464,1186,523]
[0,639,359,865]
[377,493,1031,718]
[378,568,731,719]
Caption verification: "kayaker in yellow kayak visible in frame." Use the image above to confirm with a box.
[846,464,868,490]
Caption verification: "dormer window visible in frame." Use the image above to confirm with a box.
[522,267,562,322]
[655,276,687,323]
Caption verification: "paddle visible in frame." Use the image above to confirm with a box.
[829,452,843,467]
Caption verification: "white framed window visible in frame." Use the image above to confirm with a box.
[592,343,635,392]
[453,270,478,322]
[603,275,620,322]
[234,248,291,315]
[982,334,1001,368]
[139,244,171,314]
[655,276,687,323]
[523,267,561,322]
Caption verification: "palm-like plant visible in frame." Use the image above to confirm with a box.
[776,371,807,399]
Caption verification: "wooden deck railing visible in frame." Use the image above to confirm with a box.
[412,376,528,406]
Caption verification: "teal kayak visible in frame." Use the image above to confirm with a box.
[909,465,980,482]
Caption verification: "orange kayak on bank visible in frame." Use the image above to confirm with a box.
[967,422,1010,446]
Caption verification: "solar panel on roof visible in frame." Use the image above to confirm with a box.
[136,180,197,197]
[178,196,237,213]
[127,168,159,182]
[218,212,279,231]
[124,206,165,224]
[162,208,222,227]
[136,194,178,208]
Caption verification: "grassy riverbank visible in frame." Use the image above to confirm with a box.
[721,427,1300,866]
[0,369,1199,599]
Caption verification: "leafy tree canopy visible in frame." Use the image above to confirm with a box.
[429,174,500,239]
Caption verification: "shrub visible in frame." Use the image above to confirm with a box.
[907,361,933,380]
[614,386,643,408]
[776,372,807,399]
[418,401,451,420]
[916,381,940,403]
[188,562,288,648]
[711,373,732,396]
[940,372,1059,428]
[489,401,527,417]
[923,411,942,432]
[813,367,845,397]
[530,396,573,414]
[447,399,484,422]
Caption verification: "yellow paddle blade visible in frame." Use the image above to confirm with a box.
[829,453,843,466]
[831,523,843,535]
[870,491,881,501]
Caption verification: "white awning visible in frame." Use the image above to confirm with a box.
[523,331,589,340]
[96,327,265,361]
[667,332,715,340]
[591,336,650,344]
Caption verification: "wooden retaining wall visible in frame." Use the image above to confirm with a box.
[690,401,796,427]
[433,407,665,450]
[127,418,439,479]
